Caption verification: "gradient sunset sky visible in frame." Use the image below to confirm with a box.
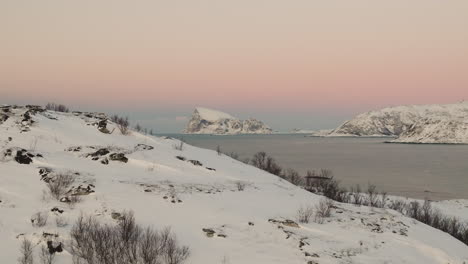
[1,0,468,132]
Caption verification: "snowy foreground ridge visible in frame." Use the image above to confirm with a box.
[184,107,272,134]
[1,105,468,264]
[328,101,468,144]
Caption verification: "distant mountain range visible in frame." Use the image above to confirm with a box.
[327,102,468,144]
[184,107,272,134]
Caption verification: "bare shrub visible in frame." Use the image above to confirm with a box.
[377,192,388,208]
[283,168,303,186]
[173,141,184,151]
[45,103,69,113]
[40,245,55,264]
[111,115,130,135]
[250,152,282,176]
[350,185,364,205]
[388,199,407,214]
[296,206,314,224]
[18,238,34,264]
[216,145,222,156]
[47,173,76,200]
[32,211,48,227]
[135,123,142,132]
[407,201,421,219]
[164,231,190,264]
[236,181,246,191]
[366,184,378,207]
[315,198,333,224]
[70,211,190,264]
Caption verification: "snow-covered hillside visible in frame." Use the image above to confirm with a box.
[184,107,272,135]
[329,102,468,143]
[1,105,468,264]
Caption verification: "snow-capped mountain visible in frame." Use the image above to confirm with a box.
[329,102,468,143]
[184,107,272,134]
[1,105,468,264]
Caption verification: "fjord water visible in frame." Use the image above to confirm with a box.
[173,134,468,200]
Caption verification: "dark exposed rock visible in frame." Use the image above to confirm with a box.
[176,156,186,161]
[188,160,203,166]
[135,144,154,151]
[47,241,63,254]
[101,157,109,165]
[11,149,34,164]
[89,148,110,157]
[51,207,64,214]
[268,219,300,228]
[39,167,53,182]
[206,167,216,171]
[202,228,216,237]
[68,184,95,196]
[109,153,128,163]
[66,146,82,152]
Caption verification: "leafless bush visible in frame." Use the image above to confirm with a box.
[250,152,282,176]
[135,123,142,132]
[40,245,55,264]
[314,198,333,224]
[111,115,130,135]
[45,103,70,113]
[32,211,48,227]
[173,141,184,151]
[70,211,190,264]
[283,168,303,186]
[350,185,364,205]
[216,145,222,156]
[366,184,378,207]
[236,181,246,191]
[18,238,34,264]
[46,173,76,200]
[407,201,421,219]
[388,199,407,214]
[296,206,314,224]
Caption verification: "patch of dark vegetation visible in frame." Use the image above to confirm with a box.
[70,211,190,264]
[45,103,70,113]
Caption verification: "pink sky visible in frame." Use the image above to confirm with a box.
[1,0,468,114]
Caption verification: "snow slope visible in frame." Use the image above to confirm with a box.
[194,107,235,122]
[1,105,468,264]
[329,102,468,143]
[184,107,272,135]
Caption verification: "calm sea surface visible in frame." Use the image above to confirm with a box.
[164,134,468,200]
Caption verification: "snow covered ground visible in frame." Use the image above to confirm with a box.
[1,105,467,263]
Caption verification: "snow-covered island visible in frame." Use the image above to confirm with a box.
[326,101,468,144]
[1,105,468,264]
[184,107,272,135]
